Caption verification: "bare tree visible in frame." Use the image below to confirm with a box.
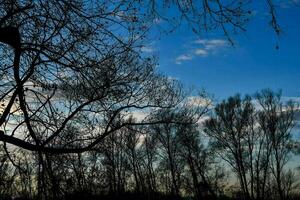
[142,131,159,194]
[0,146,16,198]
[0,0,188,155]
[256,89,296,200]
[151,112,183,197]
[177,123,218,199]
[123,118,145,193]
[101,127,127,195]
[0,0,288,154]
[205,90,298,200]
[204,95,255,199]
[0,1,296,199]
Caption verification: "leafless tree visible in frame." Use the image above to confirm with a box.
[0,0,187,155]
[0,1,296,199]
[205,90,298,200]
[256,89,296,200]
[0,0,288,154]
[204,95,255,199]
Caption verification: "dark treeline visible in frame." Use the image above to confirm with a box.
[0,0,299,200]
[1,89,299,200]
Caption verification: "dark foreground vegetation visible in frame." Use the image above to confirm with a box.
[2,192,300,200]
[1,89,299,200]
[0,0,299,200]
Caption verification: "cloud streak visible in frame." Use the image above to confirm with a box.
[175,54,193,64]
[194,39,228,52]
[141,46,154,53]
[195,49,208,56]
[175,39,228,64]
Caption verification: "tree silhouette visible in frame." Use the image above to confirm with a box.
[0,1,299,200]
[0,0,286,153]
[256,89,296,200]
[0,0,187,154]
[204,90,298,200]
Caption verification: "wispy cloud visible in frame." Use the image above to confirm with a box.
[195,39,226,45]
[175,54,193,64]
[194,39,228,50]
[175,39,229,64]
[140,41,157,54]
[141,46,154,53]
[194,49,208,56]
[186,96,213,108]
[167,76,179,81]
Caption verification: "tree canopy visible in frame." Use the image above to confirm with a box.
[0,0,286,154]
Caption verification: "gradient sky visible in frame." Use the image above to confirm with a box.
[146,1,300,100]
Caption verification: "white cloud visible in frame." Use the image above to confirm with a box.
[123,110,148,122]
[175,54,193,65]
[195,49,208,56]
[174,38,229,64]
[167,76,179,81]
[194,39,227,49]
[195,39,225,45]
[197,115,211,125]
[186,96,213,108]
[141,46,154,53]
[141,41,157,54]
[194,39,228,57]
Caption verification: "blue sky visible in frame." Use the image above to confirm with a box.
[145,1,300,100]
